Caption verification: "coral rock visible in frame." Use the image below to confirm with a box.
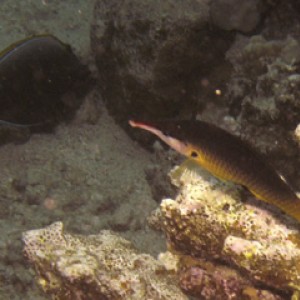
[22,222,188,300]
[91,0,232,126]
[295,124,300,144]
[211,0,264,33]
[159,161,300,298]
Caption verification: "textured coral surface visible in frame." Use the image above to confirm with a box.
[23,222,187,300]
[159,160,300,299]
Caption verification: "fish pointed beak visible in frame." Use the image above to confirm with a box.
[128,119,190,156]
[129,120,138,127]
[129,120,157,133]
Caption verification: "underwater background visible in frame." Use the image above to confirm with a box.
[0,0,300,299]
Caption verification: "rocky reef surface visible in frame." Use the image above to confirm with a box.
[22,222,187,300]
[154,160,300,299]
[91,0,233,126]
[226,34,300,186]
[0,91,165,299]
[23,158,300,299]
[1,0,300,299]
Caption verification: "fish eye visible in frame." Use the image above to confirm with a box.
[191,151,198,158]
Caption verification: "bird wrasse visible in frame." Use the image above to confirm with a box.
[129,119,300,222]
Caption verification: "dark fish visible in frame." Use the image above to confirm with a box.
[129,119,300,221]
[0,35,91,132]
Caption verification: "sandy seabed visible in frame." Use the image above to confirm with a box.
[0,1,166,296]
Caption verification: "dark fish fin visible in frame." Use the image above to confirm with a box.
[0,120,45,128]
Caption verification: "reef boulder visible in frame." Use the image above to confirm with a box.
[22,222,187,300]
[91,0,233,128]
[157,160,300,299]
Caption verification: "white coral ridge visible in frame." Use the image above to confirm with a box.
[22,222,188,300]
[295,123,300,143]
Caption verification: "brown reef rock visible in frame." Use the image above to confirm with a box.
[91,0,233,126]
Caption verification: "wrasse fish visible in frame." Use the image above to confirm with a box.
[129,119,300,221]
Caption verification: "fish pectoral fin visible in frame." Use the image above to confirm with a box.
[179,159,202,172]
[169,159,203,185]
[169,159,218,186]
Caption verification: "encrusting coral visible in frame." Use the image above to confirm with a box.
[227,35,300,127]
[158,160,300,299]
[295,124,300,145]
[22,222,188,300]
[158,251,285,300]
